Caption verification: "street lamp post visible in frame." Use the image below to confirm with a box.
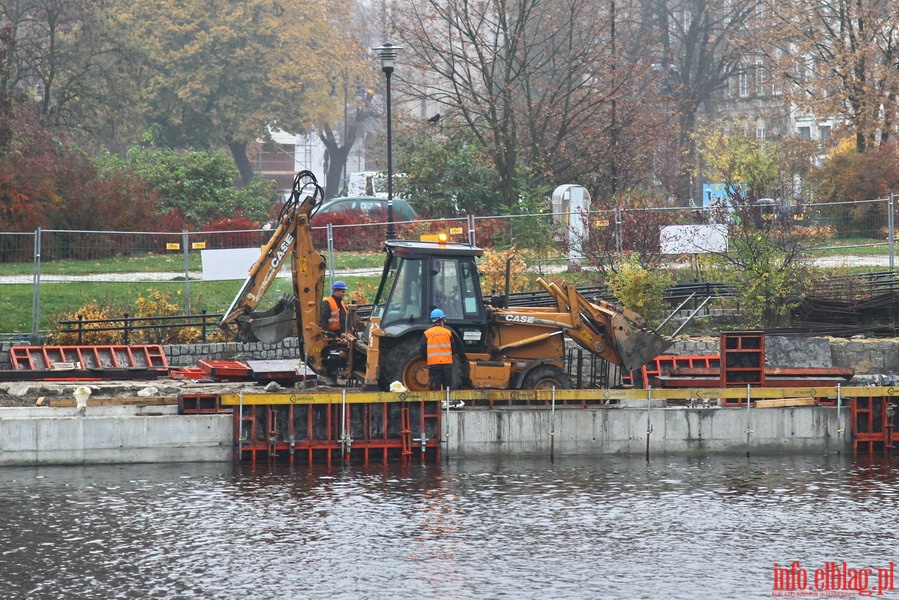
[372,42,402,240]
[342,69,349,195]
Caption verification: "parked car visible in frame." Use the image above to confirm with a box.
[311,196,419,222]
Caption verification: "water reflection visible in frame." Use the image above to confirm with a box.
[0,454,896,599]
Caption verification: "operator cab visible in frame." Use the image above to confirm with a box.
[370,240,487,352]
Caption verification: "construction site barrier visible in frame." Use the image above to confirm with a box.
[219,391,442,465]
[207,385,898,463]
[852,394,896,455]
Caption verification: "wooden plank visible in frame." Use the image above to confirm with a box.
[219,386,896,406]
[754,397,816,408]
[46,396,178,407]
[669,367,854,381]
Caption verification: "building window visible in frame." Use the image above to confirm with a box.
[756,126,766,140]
[755,61,765,96]
[739,68,748,97]
[818,126,831,141]
[798,126,811,140]
[771,50,783,96]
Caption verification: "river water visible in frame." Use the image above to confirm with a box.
[0,454,896,600]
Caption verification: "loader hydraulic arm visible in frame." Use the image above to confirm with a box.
[536,277,670,372]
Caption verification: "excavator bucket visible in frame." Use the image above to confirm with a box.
[612,325,672,373]
[235,294,296,343]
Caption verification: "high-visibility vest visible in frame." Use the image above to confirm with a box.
[325,296,345,331]
[424,326,453,365]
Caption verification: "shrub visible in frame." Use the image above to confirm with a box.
[603,255,674,326]
[479,247,540,295]
[201,214,264,248]
[133,290,201,344]
[52,300,127,345]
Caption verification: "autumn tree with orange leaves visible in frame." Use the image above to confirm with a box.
[114,0,367,186]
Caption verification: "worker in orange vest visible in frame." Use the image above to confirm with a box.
[320,280,348,334]
[319,280,348,386]
[419,308,467,391]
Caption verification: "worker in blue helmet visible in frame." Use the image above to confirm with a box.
[320,280,348,334]
[419,308,469,391]
[319,280,348,386]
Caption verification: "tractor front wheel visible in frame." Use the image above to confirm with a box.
[521,365,571,390]
[379,339,430,392]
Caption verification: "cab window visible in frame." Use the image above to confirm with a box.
[432,258,463,318]
[459,261,483,318]
[380,258,423,326]
[430,258,483,320]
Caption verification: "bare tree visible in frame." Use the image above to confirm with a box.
[643,0,762,204]
[0,0,38,94]
[319,99,370,200]
[395,0,648,210]
[763,0,899,152]
[0,0,148,147]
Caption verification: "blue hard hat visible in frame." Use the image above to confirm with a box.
[332,280,347,290]
[430,308,445,321]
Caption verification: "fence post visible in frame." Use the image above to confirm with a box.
[77,314,84,345]
[614,208,623,254]
[123,313,130,345]
[889,194,895,270]
[183,230,192,315]
[31,228,41,340]
[326,223,335,288]
[201,309,208,343]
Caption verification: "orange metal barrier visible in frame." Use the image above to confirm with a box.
[211,386,897,459]
[624,354,720,389]
[9,344,168,371]
[178,393,230,414]
[851,396,895,455]
[233,400,442,465]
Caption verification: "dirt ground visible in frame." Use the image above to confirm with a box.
[0,377,322,408]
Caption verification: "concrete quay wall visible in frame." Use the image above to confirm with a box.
[446,405,850,457]
[0,403,849,466]
[0,405,231,466]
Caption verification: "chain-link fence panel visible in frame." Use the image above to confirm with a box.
[2,196,898,336]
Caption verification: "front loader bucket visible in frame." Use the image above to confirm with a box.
[236,294,296,343]
[615,328,672,373]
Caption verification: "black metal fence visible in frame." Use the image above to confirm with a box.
[56,311,223,345]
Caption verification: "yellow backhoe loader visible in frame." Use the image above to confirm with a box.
[219,171,671,391]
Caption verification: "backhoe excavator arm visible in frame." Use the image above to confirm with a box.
[218,172,327,357]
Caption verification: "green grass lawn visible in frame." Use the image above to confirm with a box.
[1,275,385,335]
[805,237,899,256]
[0,250,387,276]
